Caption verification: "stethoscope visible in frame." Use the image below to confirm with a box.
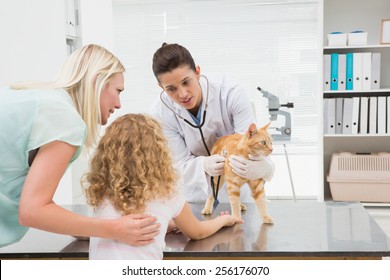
[159,75,221,205]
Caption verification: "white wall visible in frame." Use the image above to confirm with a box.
[79,0,114,49]
[0,0,67,87]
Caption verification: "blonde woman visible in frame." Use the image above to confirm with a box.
[84,114,242,260]
[0,44,160,247]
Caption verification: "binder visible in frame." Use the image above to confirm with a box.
[377,96,386,134]
[371,53,381,90]
[323,54,331,91]
[323,98,336,134]
[346,53,353,90]
[362,52,371,91]
[351,97,360,134]
[388,97,390,134]
[353,53,363,91]
[335,98,343,134]
[323,98,328,134]
[342,98,353,134]
[369,96,377,134]
[359,97,368,134]
[338,54,346,91]
[330,53,339,90]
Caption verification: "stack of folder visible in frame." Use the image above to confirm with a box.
[323,52,381,91]
[323,96,390,134]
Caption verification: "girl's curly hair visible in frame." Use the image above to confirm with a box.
[83,114,178,215]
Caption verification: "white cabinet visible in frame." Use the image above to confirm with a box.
[65,0,78,39]
[322,0,390,200]
[65,0,80,55]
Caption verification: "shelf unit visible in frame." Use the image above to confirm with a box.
[322,0,390,201]
[324,45,390,50]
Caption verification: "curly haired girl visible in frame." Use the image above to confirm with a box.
[83,114,241,259]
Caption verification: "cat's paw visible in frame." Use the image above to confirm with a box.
[240,204,247,211]
[201,207,213,215]
[262,215,274,224]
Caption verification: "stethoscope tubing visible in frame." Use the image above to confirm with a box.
[159,75,220,201]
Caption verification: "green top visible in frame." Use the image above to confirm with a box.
[0,87,86,247]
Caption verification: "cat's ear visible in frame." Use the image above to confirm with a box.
[260,122,271,131]
[247,123,258,138]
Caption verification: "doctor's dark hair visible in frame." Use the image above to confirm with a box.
[152,43,196,79]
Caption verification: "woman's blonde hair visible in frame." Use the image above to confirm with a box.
[11,44,125,148]
[83,114,178,215]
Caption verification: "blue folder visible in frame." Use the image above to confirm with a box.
[330,53,338,90]
[346,53,353,90]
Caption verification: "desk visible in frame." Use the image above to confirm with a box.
[1,201,389,260]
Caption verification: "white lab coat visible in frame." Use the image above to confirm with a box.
[150,74,272,203]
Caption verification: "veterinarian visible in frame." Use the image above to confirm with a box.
[150,43,275,203]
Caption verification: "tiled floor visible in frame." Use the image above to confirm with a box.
[365,206,390,260]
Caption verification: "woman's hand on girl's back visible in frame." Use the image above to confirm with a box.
[113,214,161,246]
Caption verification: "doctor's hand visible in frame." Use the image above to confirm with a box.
[229,154,274,181]
[203,154,226,176]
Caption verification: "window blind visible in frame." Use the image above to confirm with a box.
[112,0,322,198]
[112,0,320,155]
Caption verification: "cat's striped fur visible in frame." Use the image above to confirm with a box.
[201,123,273,223]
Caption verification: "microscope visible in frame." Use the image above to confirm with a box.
[257,87,294,141]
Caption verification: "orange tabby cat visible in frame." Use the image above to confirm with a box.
[201,123,273,224]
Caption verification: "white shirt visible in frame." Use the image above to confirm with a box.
[89,194,186,260]
[150,74,266,203]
